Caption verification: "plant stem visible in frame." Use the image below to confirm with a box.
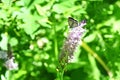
[60,70,64,80]
[81,41,114,79]
[53,25,58,60]
[57,64,66,80]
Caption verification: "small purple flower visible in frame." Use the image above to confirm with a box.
[0,43,18,70]
[59,17,86,68]
[4,57,18,70]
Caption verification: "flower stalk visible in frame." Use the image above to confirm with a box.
[58,17,86,72]
[81,41,114,79]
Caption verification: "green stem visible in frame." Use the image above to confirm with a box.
[81,41,113,79]
[60,70,64,80]
[53,25,58,60]
[57,64,67,80]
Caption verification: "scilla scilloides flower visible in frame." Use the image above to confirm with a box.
[58,17,86,69]
[0,43,18,70]
[4,43,18,70]
[4,57,18,70]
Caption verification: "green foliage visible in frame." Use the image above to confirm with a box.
[0,0,120,80]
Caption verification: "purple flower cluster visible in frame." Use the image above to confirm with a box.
[0,43,18,70]
[4,57,18,70]
[59,18,86,68]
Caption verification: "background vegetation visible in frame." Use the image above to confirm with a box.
[0,0,120,80]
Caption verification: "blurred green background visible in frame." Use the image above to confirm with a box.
[0,0,120,80]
